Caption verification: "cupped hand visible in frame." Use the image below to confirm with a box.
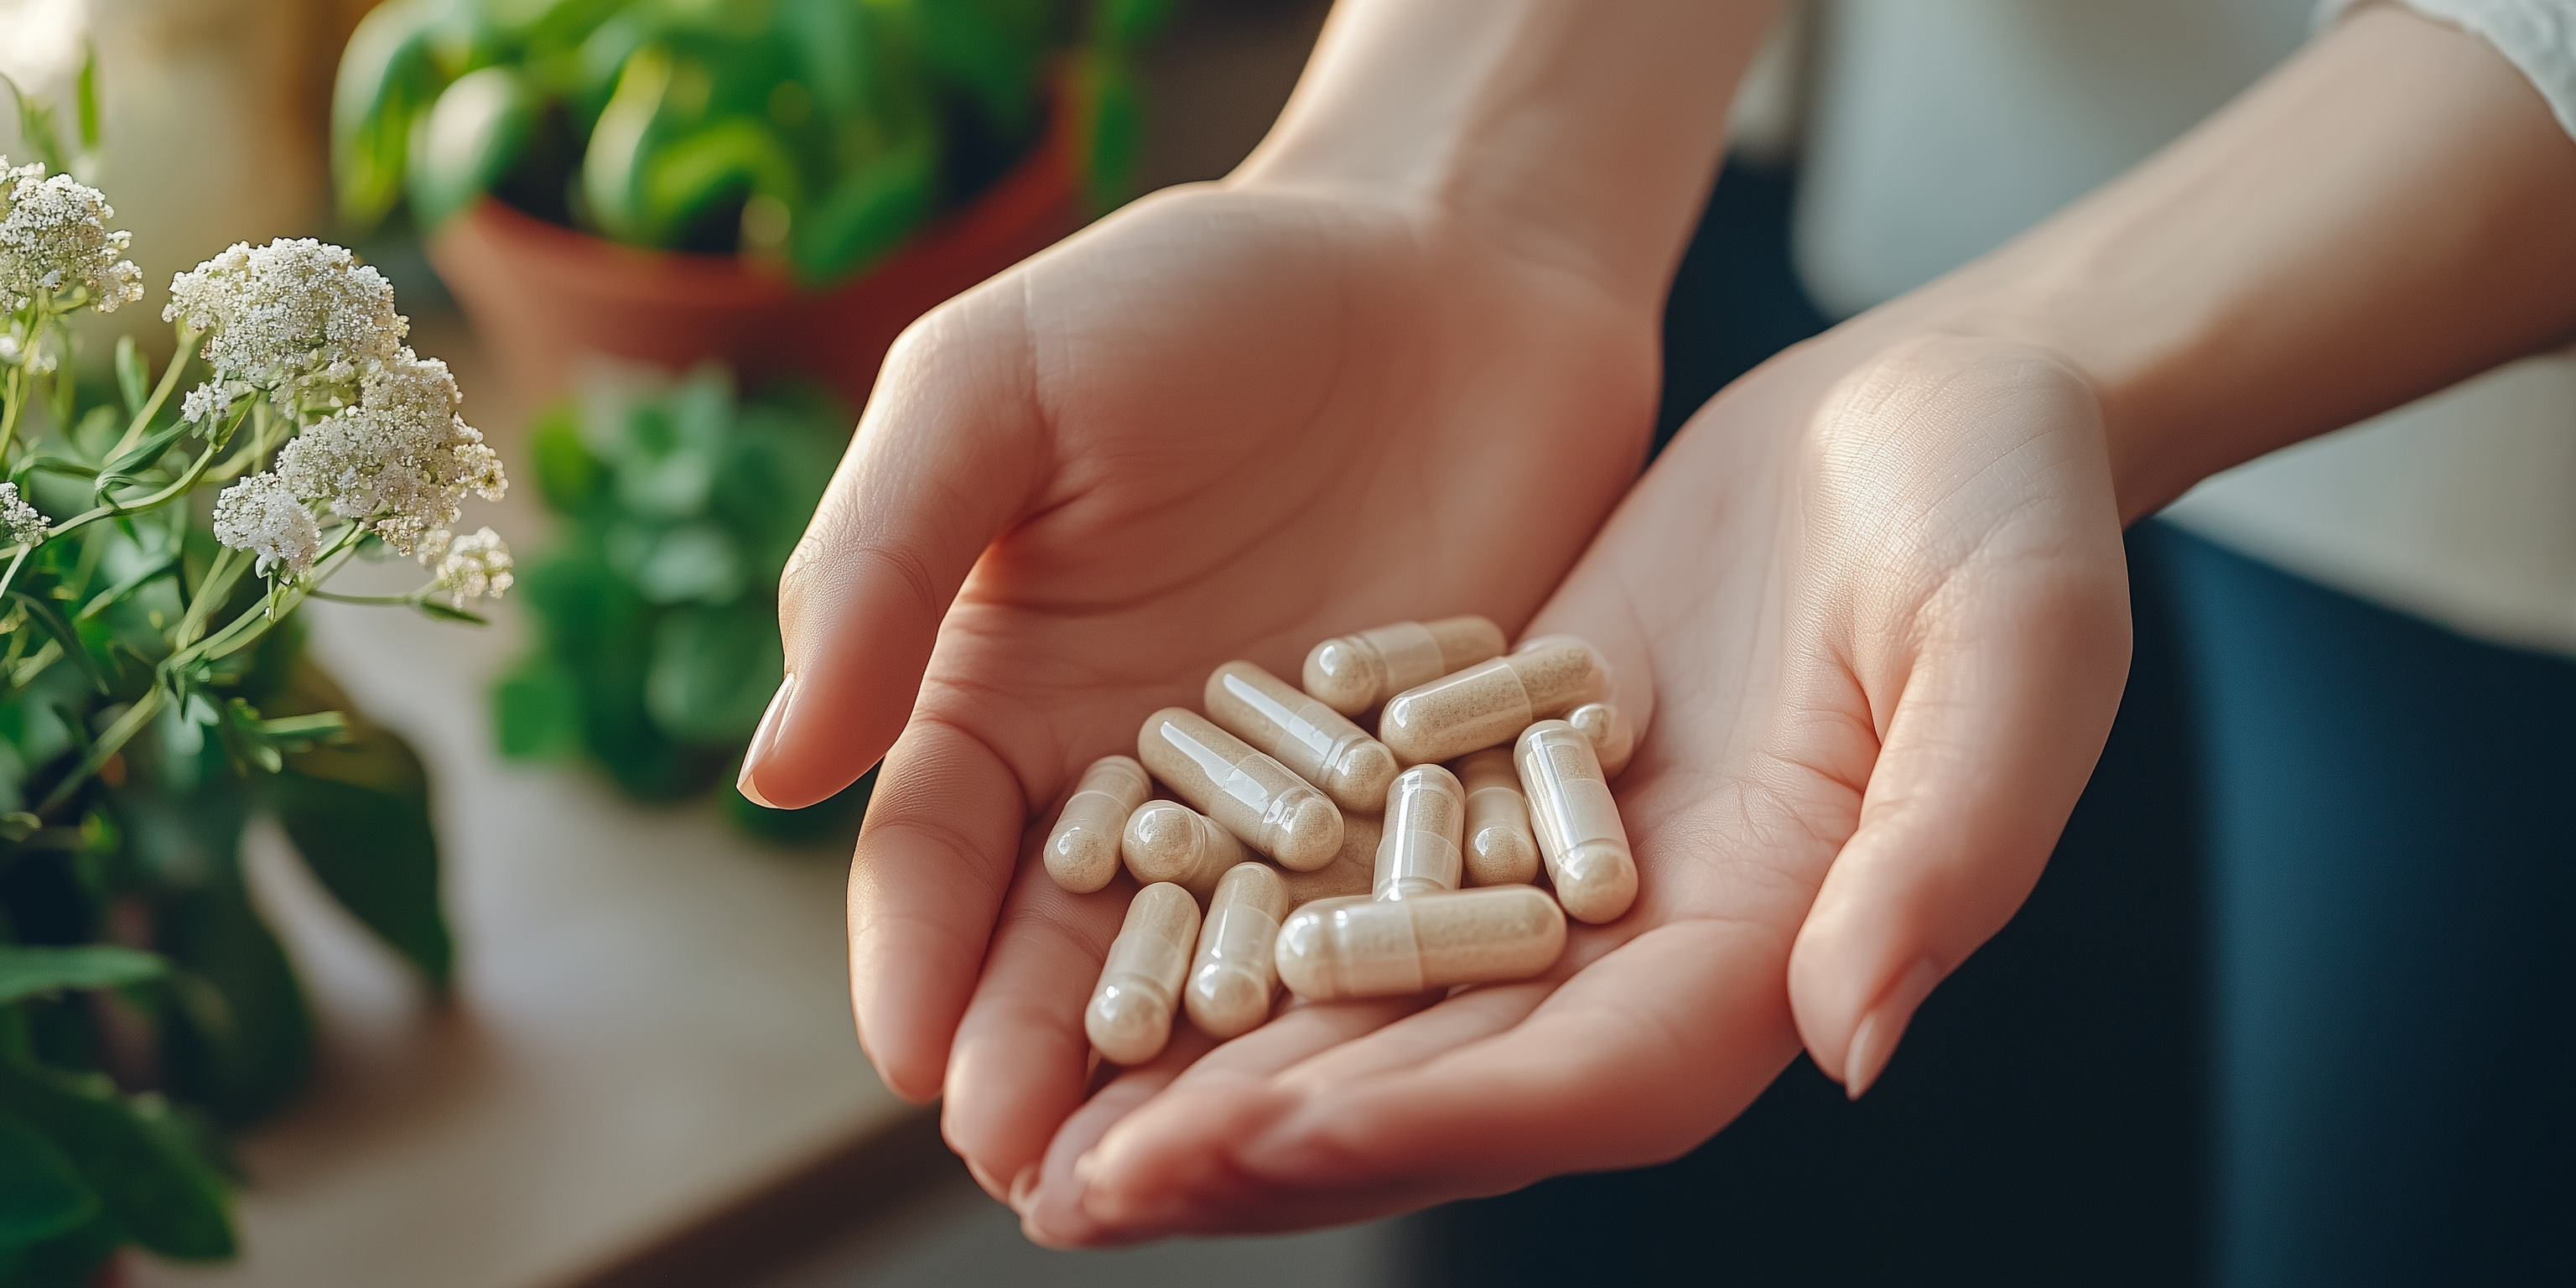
[742,179,1667,1199]
[1019,327,2137,1243]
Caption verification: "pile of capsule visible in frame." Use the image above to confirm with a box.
[1046,615,1640,1066]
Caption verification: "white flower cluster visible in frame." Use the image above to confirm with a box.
[0,157,142,314]
[274,348,506,554]
[423,527,513,607]
[180,379,239,430]
[164,238,406,397]
[211,473,320,577]
[0,480,49,548]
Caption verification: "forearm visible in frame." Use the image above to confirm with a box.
[1906,4,2576,522]
[1233,0,1779,310]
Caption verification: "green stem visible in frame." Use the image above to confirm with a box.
[44,440,224,538]
[104,324,198,461]
[304,589,427,607]
[0,546,26,602]
[172,546,245,652]
[0,364,23,464]
[34,685,164,817]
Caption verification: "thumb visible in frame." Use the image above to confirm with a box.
[1788,548,2131,1098]
[740,285,1046,809]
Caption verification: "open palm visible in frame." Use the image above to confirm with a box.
[750,179,1670,1201]
[1010,327,2137,1243]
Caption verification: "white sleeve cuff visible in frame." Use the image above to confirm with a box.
[2316,0,2576,142]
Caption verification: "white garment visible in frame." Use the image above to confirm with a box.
[1794,0,2576,655]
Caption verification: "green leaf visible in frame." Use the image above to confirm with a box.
[272,725,453,990]
[0,1064,235,1259]
[792,129,935,284]
[1071,47,1145,217]
[333,0,450,228]
[528,403,603,514]
[72,42,100,157]
[0,1113,95,1247]
[6,591,106,695]
[0,948,167,1006]
[645,604,780,743]
[636,116,802,246]
[112,336,147,421]
[491,653,584,761]
[91,419,191,501]
[408,65,538,229]
[580,43,673,242]
[412,600,489,625]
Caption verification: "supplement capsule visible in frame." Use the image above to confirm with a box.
[1374,764,1466,901]
[1273,886,1567,1001]
[1379,637,1612,766]
[1516,719,1639,923]
[1566,702,1637,780]
[1185,863,1292,1039]
[1137,708,1343,871]
[1281,811,1379,905]
[1045,755,1153,892]
[1301,615,1506,716]
[1121,801,1248,902]
[1204,662,1399,814]
[1452,746,1540,886]
[1086,882,1200,1065]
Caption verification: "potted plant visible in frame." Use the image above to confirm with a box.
[0,117,510,1281]
[331,0,1168,404]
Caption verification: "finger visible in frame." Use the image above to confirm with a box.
[1787,536,2132,1098]
[1023,995,1432,1245]
[937,851,1136,1207]
[846,717,1031,1102]
[744,285,1047,808]
[1073,919,1800,1241]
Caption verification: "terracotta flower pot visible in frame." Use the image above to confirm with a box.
[427,117,1079,409]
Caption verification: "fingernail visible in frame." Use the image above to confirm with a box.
[736,673,797,808]
[1845,956,1940,1100]
[1006,1162,1041,1217]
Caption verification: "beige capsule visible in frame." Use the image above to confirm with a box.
[1301,615,1506,717]
[1280,811,1379,906]
[1123,801,1249,902]
[1452,746,1540,886]
[1379,637,1612,766]
[1137,708,1343,871]
[1185,863,1292,1039]
[1045,755,1153,893]
[1374,764,1465,901]
[1086,882,1201,1065]
[1566,702,1637,780]
[1204,662,1398,814]
[1516,719,1638,923]
[1273,886,1566,1001]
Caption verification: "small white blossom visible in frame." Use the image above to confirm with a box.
[211,472,320,577]
[0,481,48,547]
[274,347,505,554]
[180,380,237,428]
[0,327,52,373]
[424,527,512,607]
[0,160,142,313]
[164,238,406,395]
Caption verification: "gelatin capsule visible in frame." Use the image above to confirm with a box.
[1086,882,1200,1065]
[1045,755,1152,892]
[1301,615,1506,716]
[1452,746,1540,886]
[1204,661,1398,814]
[1379,637,1612,766]
[1374,764,1465,901]
[1121,801,1248,902]
[1273,886,1566,1001]
[1566,702,1636,780]
[1281,811,1379,906]
[1137,708,1343,871]
[1516,719,1639,923]
[1186,863,1292,1039]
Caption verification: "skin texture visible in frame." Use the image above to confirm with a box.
[740,1,2576,1246]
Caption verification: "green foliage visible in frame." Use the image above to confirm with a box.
[333,0,1171,283]
[497,366,870,839]
[1,302,465,1276]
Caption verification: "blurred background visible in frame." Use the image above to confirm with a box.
[3,0,2562,1285]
